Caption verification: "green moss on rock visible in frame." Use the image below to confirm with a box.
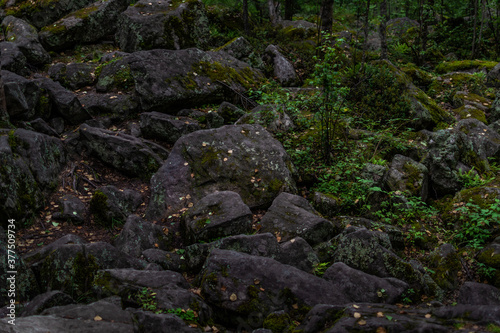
[435,60,497,74]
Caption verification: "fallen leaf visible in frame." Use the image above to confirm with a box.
[94,315,102,321]
[353,304,360,309]
[358,319,366,326]
[230,293,237,301]
[425,314,431,319]
[228,150,233,154]
[354,312,361,318]
[376,312,384,318]
[254,279,260,285]
[376,327,387,333]
[292,303,299,309]
[221,286,227,291]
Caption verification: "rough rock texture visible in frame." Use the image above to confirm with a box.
[140,111,200,144]
[260,192,339,246]
[278,237,319,273]
[487,62,500,87]
[182,191,252,244]
[79,124,167,179]
[425,243,461,291]
[95,48,264,112]
[236,104,295,134]
[90,185,142,225]
[115,0,210,52]
[1,16,51,65]
[0,135,45,228]
[35,77,91,125]
[457,282,500,305]
[52,194,87,224]
[114,215,171,257]
[455,118,500,159]
[263,44,299,87]
[38,0,132,51]
[0,42,28,76]
[217,37,254,61]
[146,124,296,220]
[2,70,42,121]
[78,93,140,119]
[20,291,75,317]
[198,249,351,321]
[217,101,246,124]
[48,62,97,90]
[383,154,428,200]
[332,227,439,297]
[323,262,408,304]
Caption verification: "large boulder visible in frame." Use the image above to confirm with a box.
[263,44,299,87]
[0,135,44,228]
[146,124,296,220]
[90,185,142,225]
[48,62,97,90]
[182,191,253,244]
[259,192,340,246]
[3,0,97,29]
[1,16,51,65]
[383,154,428,200]
[198,249,351,322]
[79,124,167,179]
[140,111,201,144]
[115,0,210,52]
[457,282,500,305]
[95,48,264,112]
[0,42,28,76]
[2,70,42,121]
[38,0,132,51]
[455,118,500,159]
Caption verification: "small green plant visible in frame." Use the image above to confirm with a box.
[477,262,498,280]
[401,288,415,304]
[134,288,159,312]
[458,167,493,189]
[167,308,197,322]
[313,262,330,276]
[454,199,500,249]
[487,323,500,333]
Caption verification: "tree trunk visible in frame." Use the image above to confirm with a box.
[0,69,10,126]
[362,0,371,64]
[379,0,389,59]
[284,0,295,20]
[268,0,281,25]
[320,0,334,33]
[472,0,478,58]
[477,0,487,56]
[243,0,249,34]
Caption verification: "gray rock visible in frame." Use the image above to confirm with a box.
[35,77,91,125]
[115,0,210,52]
[0,315,134,332]
[114,215,171,257]
[457,282,500,305]
[310,192,340,218]
[1,16,50,65]
[79,124,167,179]
[20,291,74,317]
[141,249,185,272]
[487,62,500,88]
[146,124,296,220]
[217,37,254,60]
[260,192,339,246]
[383,154,428,200]
[39,0,132,51]
[140,111,200,144]
[323,262,408,304]
[263,44,299,87]
[95,48,264,112]
[52,194,87,224]
[2,70,42,121]
[185,233,281,273]
[217,101,246,124]
[129,310,200,333]
[48,62,97,90]
[0,135,44,228]
[0,42,28,76]
[28,118,60,137]
[23,234,86,266]
[456,118,500,159]
[90,186,142,226]
[236,104,295,134]
[78,93,140,119]
[198,249,351,319]
[425,243,461,291]
[278,237,319,273]
[182,191,252,244]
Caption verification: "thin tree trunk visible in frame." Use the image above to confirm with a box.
[320,0,334,33]
[362,0,371,64]
[477,0,486,56]
[284,0,294,20]
[486,0,500,56]
[472,0,478,58]
[379,0,389,59]
[243,0,249,34]
[0,69,10,126]
[268,0,281,25]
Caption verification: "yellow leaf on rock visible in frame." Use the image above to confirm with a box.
[94,315,102,321]
[377,312,384,318]
[358,320,366,326]
[230,293,237,301]
[354,312,361,318]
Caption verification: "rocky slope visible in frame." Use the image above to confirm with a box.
[1,1,500,332]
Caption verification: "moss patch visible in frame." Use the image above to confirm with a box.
[435,60,497,74]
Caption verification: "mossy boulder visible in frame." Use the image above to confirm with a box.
[79,124,168,179]
[1,16,50,65]
[455,118,500,159]
[332,227,440,298]
[477,242,500,270]
[425,243,461,291]
[48,62,97,90]
[400,63,433,89]
[260,192,340,246]
[452,91,492,111]
[3,0,97,29]
[115,0,210,52]
[454,105,487,124]
[89,185,142,226]
[236,104,295,134]
[0,227,39,307]
[0,135,44,229]
[435,60,497,74]
[181,191,252,245]
[487,62,500,88]
[383,154,429,200]
[95,48,265,112]
[146,124,297,220]
[38,0,132,51]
